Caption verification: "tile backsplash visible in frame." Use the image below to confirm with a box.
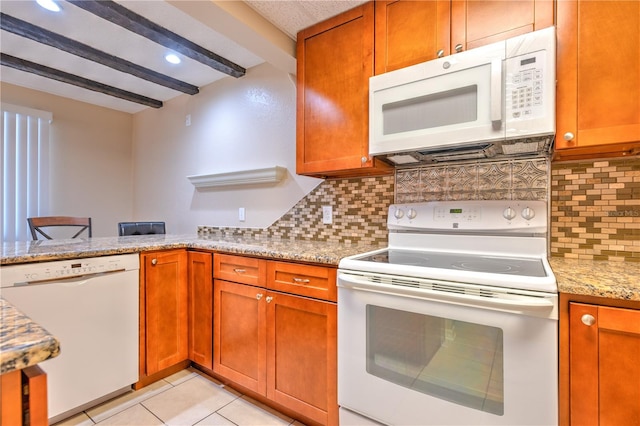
[199,176,395,245]
[199,156,638,260]
[199,158,551,245]
[550,157,640,262]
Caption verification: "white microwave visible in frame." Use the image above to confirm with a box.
[369,27,556,165]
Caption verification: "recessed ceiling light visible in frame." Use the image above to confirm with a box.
[165,54,181,64]
[36,0,61,12]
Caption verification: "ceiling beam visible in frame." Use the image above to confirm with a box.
[68,0,246,78]
[0,13,199,95]
[0,53,163,109]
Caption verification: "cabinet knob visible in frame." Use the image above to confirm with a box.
[437,49,445,58]
[266,296,273,303]
[563,132,575,141]
[256,293,263,300]
[361,156,368,164]
[581,314,596,326]
[151,258,157,266]
[455,44,463,53]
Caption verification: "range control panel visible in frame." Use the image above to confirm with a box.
[388,200,548,233]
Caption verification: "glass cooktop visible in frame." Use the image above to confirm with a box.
[353,249,547,277]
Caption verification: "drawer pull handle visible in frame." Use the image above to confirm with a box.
[233,268,246,274]
[256,293,263,300]
[293,278,311,284]
[266,296,273,303]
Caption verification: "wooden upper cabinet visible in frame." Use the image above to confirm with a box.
[555,0,640,160]
[569,303,640,425]
[296,2,392,178]
[374,0,451,74]
[451,0,554,51]
[374,0,553,75]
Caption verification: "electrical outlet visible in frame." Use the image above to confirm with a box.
[185,114,191,126]
[238,207,245,222]
[322,205,333,224]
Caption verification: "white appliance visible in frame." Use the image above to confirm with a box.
[337,200,558,425]
[1,254,140,424]
[369,27,556,165]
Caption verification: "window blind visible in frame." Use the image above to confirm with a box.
[1,104,52,242]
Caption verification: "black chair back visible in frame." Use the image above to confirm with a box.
[118,222,166,236]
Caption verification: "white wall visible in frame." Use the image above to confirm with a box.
[1,82,134,239]
[132,62,322,233]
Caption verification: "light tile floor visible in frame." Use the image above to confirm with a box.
[54,368,303,426]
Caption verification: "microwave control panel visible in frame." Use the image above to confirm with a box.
[506,51,547,120]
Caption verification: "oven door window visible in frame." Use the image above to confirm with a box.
[366,305,504,415]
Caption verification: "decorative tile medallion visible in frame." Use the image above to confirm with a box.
[395,158,549,202]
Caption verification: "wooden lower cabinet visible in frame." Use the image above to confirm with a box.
[561,294,640,425]
[188,251,213,370]
[213,255,338,425]
[140,250,189,377]
[266,291,337,425]
[0,366,48,426]
[214,280,267,393]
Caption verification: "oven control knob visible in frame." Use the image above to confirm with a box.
[407,208,417,220]
[503,207,517,220]
[394,208,404,219]
[521,207,536,221]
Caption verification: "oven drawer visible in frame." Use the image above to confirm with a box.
[267,261,337,302]
[214,254,266,286]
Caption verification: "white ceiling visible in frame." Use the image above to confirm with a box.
[0,0,367,114]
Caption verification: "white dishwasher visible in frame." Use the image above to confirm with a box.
[1,253,139,423]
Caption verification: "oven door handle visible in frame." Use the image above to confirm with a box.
[338,273,555,312]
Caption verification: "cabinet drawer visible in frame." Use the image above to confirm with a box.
[267,261,337,302]
[214,254,266,286]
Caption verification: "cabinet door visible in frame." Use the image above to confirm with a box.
[213,280,267,394]
[144,250,188,375]
[188,251,213,369]
[451,0,553,51]
[556,0,640,157]
[266,292,338,426]
[296,2,391,178]
[569,303,640,425]
[374,0,450,74]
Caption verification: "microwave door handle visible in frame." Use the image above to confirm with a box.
[490,59,503,129]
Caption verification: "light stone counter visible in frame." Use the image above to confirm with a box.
[3,236,638,374]
[550,257,640,302]
[1,235,382,375]
[1,234,383,266]
[0,298,60,374]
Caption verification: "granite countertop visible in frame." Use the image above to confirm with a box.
[550,257,640,302]
[2,235,639,374]
[1,234,383,266]
[3,235,639,302]
[0,298,60,375]
[0,235,379,374]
